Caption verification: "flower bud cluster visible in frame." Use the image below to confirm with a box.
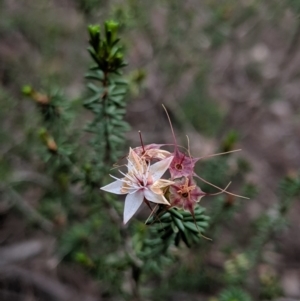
[100,107,244,224]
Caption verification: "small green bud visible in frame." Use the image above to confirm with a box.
[83,163,92,172]
[105,20,119,33]
[38,128,48,142]
[38,128,57,152]
[22,85,33,96]
[88,24,100,37]
[105,20,119,44]
[74,252,94,267]
[131,69,146,83]
[115,52,123,60]
[88,25,101,52]
[222,130,239,152]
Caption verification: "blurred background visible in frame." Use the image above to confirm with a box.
[1,0,300,300]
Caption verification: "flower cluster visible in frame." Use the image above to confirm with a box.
[101,107,243,224]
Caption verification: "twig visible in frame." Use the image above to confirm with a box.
[104,202,143,268]
[0,265,98,301]
[103,198,143,301]
[0,239,54,266]
[7,187,54,233]
[10,171,53,188]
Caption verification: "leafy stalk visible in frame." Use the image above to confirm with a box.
[84,22,129,184]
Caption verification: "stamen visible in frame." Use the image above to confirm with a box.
[198,149,242,160]
[186,135,192,157]
[127,159,139,175]
[138,130,145,153]
[145,204,158,224]
[118,170,136,183]
[110,174,130,184]
[208,182,231,196]
[111,163,126,170]
[179,152,186,165]
[162,104,178,150]
[199,233,213,241]
[194,174,249,199]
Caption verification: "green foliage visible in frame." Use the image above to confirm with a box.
[279,173,300,214]
[219,287,252,301]
[224,253,251,284]
[221,130,239,152]
[146,206,210,248]
[20,23,131,296]
[88,21,126,73]
[130,206,210,275]
[85,21,130,172]
[259,272,283,300]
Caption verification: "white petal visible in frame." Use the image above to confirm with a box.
[127,148,136,172]
[144,189,170,205]
[149,156,174,181]
[100,180,125,195]
[152,179,175,189]
[123,190,144,224]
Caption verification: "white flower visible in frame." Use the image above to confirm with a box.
[101,148,174,224]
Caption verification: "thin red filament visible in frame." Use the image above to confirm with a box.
[138,130,145,153]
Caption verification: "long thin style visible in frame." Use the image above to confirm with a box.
[194,174,249,199]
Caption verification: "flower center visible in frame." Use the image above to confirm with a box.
[175,163,183,170]
[176,178,196,199]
